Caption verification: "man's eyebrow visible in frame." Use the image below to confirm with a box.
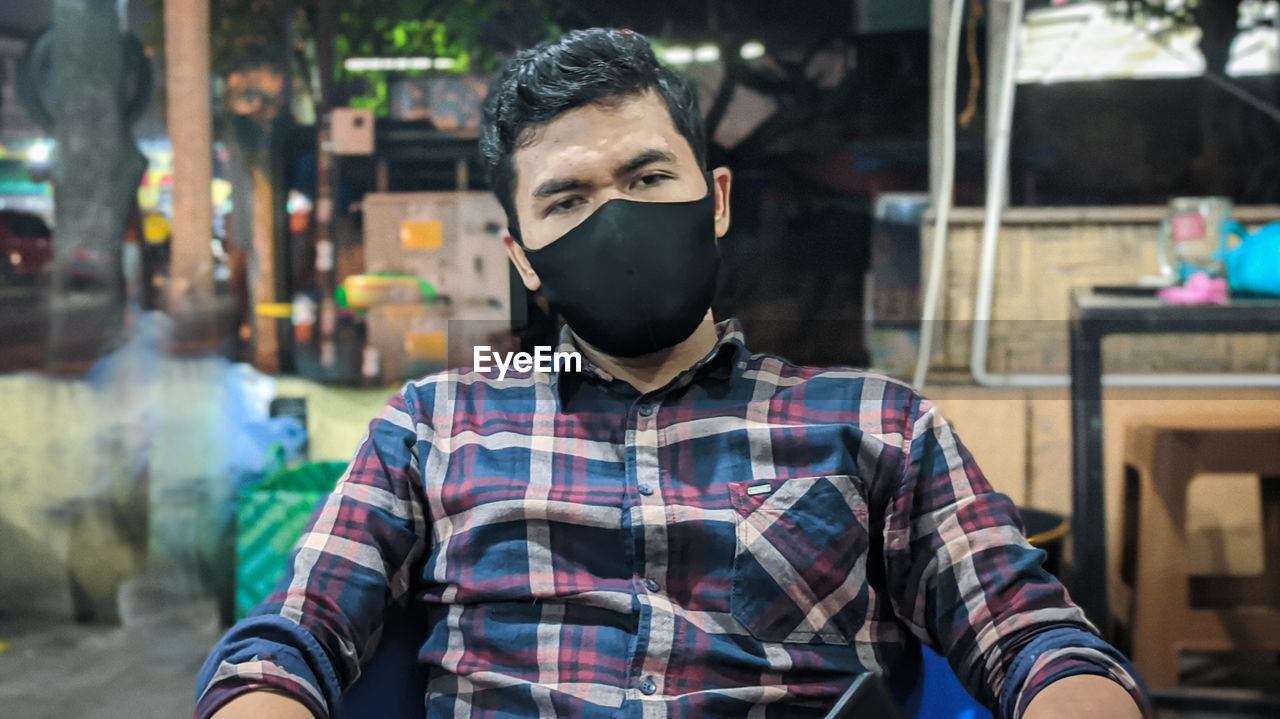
[616,148,678,176]
[532,177,588,199]
[530,149,679,200]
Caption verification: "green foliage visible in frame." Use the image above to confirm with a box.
[326,0,567,116]
[331,10,474,116]
[143,0,573,120]
[1108,0,1200,33]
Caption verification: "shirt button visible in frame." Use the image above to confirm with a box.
[644,578,660,593]
[638,402,654,417]
[639,677,657,695]
[638,484,655,496]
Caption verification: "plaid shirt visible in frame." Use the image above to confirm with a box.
[196,319,1149,718]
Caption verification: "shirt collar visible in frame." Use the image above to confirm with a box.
[551,318,747,399]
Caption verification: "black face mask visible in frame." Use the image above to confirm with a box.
[521,172,719,358]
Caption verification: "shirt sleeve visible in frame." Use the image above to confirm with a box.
[194,384,431,719]
[881,395,1152,719]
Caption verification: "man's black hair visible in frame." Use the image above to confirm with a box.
[479,28,707,241]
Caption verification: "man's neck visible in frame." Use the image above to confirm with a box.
[575,314,719,396]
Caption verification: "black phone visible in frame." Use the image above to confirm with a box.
[822,672,904,719]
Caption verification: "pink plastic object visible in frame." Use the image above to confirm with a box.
[1171,212,1207,242]
[1157,272,1229,306]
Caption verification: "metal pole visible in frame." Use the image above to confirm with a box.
[915,0,966,389]
[928,0,955,204]
[986,0,1012,209]
[314,0,339,370]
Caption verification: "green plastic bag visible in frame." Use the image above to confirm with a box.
[234,461,348,620]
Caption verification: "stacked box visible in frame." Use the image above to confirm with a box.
[362,192,513,380]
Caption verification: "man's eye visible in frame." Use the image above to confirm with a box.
[635,173,669,188]
[547,197,582,215]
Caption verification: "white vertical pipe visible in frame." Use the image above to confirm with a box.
[913,0,968,389]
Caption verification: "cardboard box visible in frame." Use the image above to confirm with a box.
[366,304,449,381]
[361,192,514,380]
[331,108,375,156]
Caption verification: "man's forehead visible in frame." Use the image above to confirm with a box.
[523,132,677,179]
[514,93,688,193]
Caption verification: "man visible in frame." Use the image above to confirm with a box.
[196,28,1149,719]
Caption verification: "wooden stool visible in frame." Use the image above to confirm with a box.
[1118,414,1280,689]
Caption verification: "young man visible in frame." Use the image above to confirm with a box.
[197,28,1149,719]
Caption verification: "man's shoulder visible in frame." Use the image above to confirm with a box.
[740,350,924,405]
[397,365,546,407]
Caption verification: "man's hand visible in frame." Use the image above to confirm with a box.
[1023,674,1143,719]
[209,690,315,719]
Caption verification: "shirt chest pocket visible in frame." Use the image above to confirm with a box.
[729,474,871,644]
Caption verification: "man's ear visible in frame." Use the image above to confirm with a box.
[504,233,542,292]
[711,166,732,239]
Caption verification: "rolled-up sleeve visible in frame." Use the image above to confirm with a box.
[882,396,1151,719]
[194,384,431,719]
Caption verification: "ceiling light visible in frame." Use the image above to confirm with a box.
[343,57,438,72]
[662,46,693,65]
[694,45,720,63]
[740,41,766,60]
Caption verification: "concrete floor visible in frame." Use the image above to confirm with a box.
[0,609,218,719]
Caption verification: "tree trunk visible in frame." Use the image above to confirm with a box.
[163,0,217,347]
[47,0,148,371]
[247,145,284,373]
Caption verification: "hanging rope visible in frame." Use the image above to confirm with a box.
[959,0,985,129]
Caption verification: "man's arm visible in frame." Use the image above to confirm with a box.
[1024,675,1141,719]
[210,691,314,719]
[881,394,1151,719]
[194,385,432,719]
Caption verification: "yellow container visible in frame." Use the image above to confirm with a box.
[336,273,435,309]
